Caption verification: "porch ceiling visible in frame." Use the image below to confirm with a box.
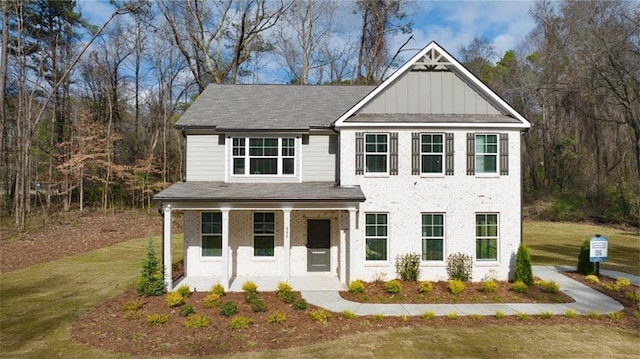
[154,181,366,203]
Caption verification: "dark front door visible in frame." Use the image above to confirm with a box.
[307,219,331,272]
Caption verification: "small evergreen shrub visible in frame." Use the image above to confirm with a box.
[341,310,356,319]
[123,310,143,320]
[146,313,169,326]
[245,291,260,304]
[584,275,600,284]
[565,309,578,319]
[495,311,505,319]
[421,311,435,320]
[577,239,595,275]
[514,245,533,285]
[266,311,287,324]
[229,315,252,330]
[538,311,553,319]
[604,282,621,292]
[448,279,465,295]
[176,284,191,298]
[251,299,267,313]
[136,237,166,296]
[446,312,458,320]
[418,281,433,294]
[587,311,600,320]
[395,253,421,281]
[210,283,225,296]
[203,293,221,308]
[511,280,529,294]
[446,253,473,281]
[166,292,184,308]
[516,312,529,321]
[624,290,640,302]
[220,302,238,317]
[122,299,144,311]
[608,311,623,320]
[539,280,560,293]
[372,314,385,321]
[276,282,295,303]
[180,305,195,317]
[242,281,258,294]
[385,279,403,294]
[277,281,293,293]
[293,299,308,310]
[309,308,331,323]
[348,280,365,293]
[480,280,498,293]
[184,313,210,328]
[615,277,631,288]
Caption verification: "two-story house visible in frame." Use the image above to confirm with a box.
[154,41,531,291]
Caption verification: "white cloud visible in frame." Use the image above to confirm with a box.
[76,0,116,27]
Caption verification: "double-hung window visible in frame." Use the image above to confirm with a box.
[201,212,222,257]
[365,213,388,261]
[232,137,295,175]
[421,213,444,261]
[476,213,498,261]
[253,212,275,257]
[421,134,444,174]
[365,134,388,173]
[475,134,498,174]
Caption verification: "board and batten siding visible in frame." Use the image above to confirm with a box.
[302,135,338,182]
[185,135,225,181]
[361,70,501,115]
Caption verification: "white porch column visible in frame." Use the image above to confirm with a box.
[163,205,172,291]
[348,208,358,284]
[221,208,230,291]
[339,213,347,285]
[282,208,291,283]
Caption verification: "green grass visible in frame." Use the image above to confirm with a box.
[524,221,640,275]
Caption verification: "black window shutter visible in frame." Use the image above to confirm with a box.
[500,133,509,175]
[390,132,398,175]
[355,132,364,175]
[466,133,475,175]
[411,133,420,175]
[445,133,454,175]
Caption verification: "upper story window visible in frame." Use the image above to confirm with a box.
[232,137,295,176]
[466,133,509,176]
[475,134,498,174]
[421,134,444,174]
[365,133,388,173]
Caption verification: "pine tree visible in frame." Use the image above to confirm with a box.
[137,237,166,296]
[577,239,595,275]
[514,244,533,285]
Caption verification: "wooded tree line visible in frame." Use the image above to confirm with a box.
[0,0,638,229]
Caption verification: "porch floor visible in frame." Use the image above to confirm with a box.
[174,275,346,292]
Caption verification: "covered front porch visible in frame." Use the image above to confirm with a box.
[154,182,365,291]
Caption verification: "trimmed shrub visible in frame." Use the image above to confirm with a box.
[348,280,365,293]
[511,280,529,294]
[538,280,560,293]
[624,291,640,302]
[341,310,356,319]
[251,299,267,313]
[136,237,166,296]
[418,281,433,294]
[446,253,473,281]
[385,279,403,294]
[577,239,595,275]
[184,314,210,328]
[166,292,184,308]
[538,311,553,319]
[229,315,252,330]
[421,311,435,320]
[276,281,293,293]
[122,299,144,311]
[608,311,623,320]
[277,282,295,304]
[372,314,385,321]
[203,293,221,308]
[245,291,260,304]
[395,253,421,281]
[293,299,308,310]
[241,281,258,294]
[565,309,578,319]
[446,312,458,320]
[448,279,465,295]
[584,275,600,284]
[480,280,498,293]
[516,312,529,321]
[146,313,169,326]
[514,245,533,285]
[176,284,191,298]
[210,283,225,296]
[220,302,238,317]
[309,308,331,323]
[495,311,505,319]
[180,305,195,317]
[615,277,631,288]
[587,311,600,320]
[266,311,287,324]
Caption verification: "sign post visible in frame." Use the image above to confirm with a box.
[589,234,608,276]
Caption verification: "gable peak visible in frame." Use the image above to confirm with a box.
[411,47,452,71]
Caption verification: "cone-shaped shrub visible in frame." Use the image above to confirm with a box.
[514,245,533,285]
[577,239,595,275]
[137,237,166,296]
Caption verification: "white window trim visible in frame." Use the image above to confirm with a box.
[420,133,445,176]
[421,213,445,264]
[230,137,298,177]
[364,133,390,176]
[475,133,499,176]
[200,211,222,261]
[364,212,389,263]
[475,213,499,262]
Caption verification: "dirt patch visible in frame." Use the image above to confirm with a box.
[0,210,178,274]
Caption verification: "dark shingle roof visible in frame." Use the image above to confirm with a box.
[154,182,366,202]
[346,113,521,124]
[175,84,375,131]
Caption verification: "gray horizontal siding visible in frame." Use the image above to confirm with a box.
[186,135,224,181]
[302,135,338,182]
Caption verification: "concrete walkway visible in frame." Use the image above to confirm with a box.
[301,266,634,317]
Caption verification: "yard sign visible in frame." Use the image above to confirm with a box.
[589,235,608,262]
